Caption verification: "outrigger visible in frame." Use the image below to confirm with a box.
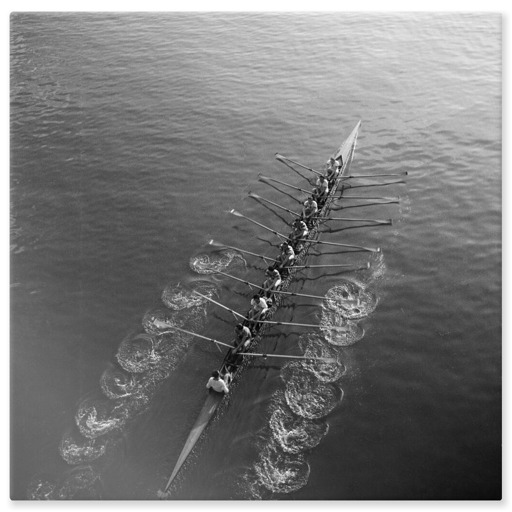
[158,121,402,497]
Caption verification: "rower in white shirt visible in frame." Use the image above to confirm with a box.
[261,267,282,299]
[302,196,318,225]
[206,370,231,394]
[315,175,329,202]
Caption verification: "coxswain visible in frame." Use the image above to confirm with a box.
[276,242,295,273]
[302,196,318,226]
[261,267,282,299]
[289,218,309,249]
[206,370,231,394]
[233,323,252,351]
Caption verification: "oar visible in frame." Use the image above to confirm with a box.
[215,269,334,302]
[322,216,392,225]
[208,239,278,263]
[257,181,304,204]
[293,262,368,269]
[331,200,400,210]
[334,195,399,201]
[342,172,408,179]
[193,291,347,331]
[237,352,337,363]
[275,153,323,177]
[158,324,232,352]
[274,153,315,183]
[193,291,247,321]
[296,237,381,253]
[249,192,301,218]
[342,180,405,190]
[259,174,312,195]
[229,209,289,241]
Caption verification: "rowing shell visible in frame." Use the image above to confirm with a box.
[159,121,362,496]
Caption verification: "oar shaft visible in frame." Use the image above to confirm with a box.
[249,193,301,217]
[294,263,362,268]
[209,239,278,263]
[275,153,323,177]
[297,238,380,253]
[274,154,314,182]
[332,200,400,210]
[259,175,311,195]
[343,172,408,179]
[159,324,232,350]
[237,352,336,363]
[343,180,405,189]
[334,196,399,200]
[193,291,247,321]
[229,209,288,240]
[323,217,392,224]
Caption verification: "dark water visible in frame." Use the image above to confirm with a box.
[10,12,501,500]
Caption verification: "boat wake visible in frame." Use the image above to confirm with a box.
[324,279,378,320]
[252,440,311,495]
[269,397,329,454]
[298,332,345,382]
[59,430,108,464]
[244,331,345,496]
[27,466,102,500]
[75,397,130,439]
[320,313,365,346]
[189,250,246,274]
[162,281,219,310]
[28,279,220,498]
[284,369,343,420]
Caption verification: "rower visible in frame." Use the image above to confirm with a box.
[261,267,282,299]
[233,323,252,352]
[302,196,318,226]
[247,294,269,331]
[289,218,308,249]
[275,242,295,274]
[315,175,329,203]
[206,370,231,394]
[326,157,336,170]
[326,164,339,187]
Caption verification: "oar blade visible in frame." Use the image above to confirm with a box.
[229,208,243,218]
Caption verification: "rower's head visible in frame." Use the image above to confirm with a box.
[252,294,261,300]
[212,370,220,379]
[235,323,243,331]
[280,242,289,250]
